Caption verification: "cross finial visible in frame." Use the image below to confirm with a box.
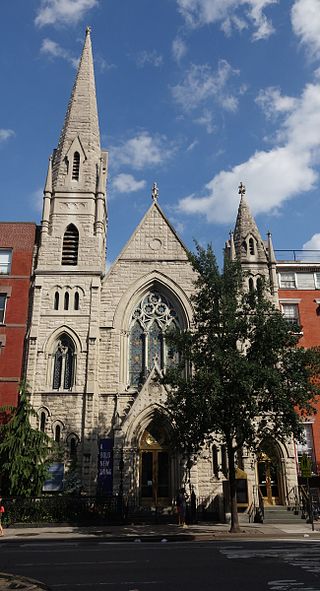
[238,181,246,197]
[86,25,91,35]
[152,182,159,202]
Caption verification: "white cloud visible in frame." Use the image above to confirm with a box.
[256,87,298,119]
[112,174,146,193]
[111,132,175,170]
[0,129,15,142]
[178,82,320,223]
[194,109,216,133]
[291,0,320,59]
[176,0,278,41]
[172,37,187,62]
[186,139,199,151]
[35,0,98,27]
[40,38,78,67]
[303,233,320,250]
[135,50,163,68]
[171,60,239,113]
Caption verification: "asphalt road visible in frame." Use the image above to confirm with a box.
[1,540,320,590]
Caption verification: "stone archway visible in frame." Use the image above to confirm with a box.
[139,418,171,507]
[257,439,285,505]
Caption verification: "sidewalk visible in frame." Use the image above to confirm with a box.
[1,520,320,542]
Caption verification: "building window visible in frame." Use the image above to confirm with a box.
[296,273,316,289]
[0,294,7,324]
[241,241,247,255]
[54,292,59,310]
[74,291,79,310]
[72,151,80,181]
[279,273,296,289]
[40,411,46,432]
[55,425,61,443]
[64,292,69,311]
[282,303,300,325]
[212,445,219,478]
[68,435,78,459]
[62,224,79,266]
[297,423,316,475]
[52,334,76,390]
[249,237,255,255]
[0,250,11,275]
[248,277,254,293]
[129,291,180,387]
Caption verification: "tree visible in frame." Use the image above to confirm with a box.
[0,383,53,496]
[164,244,320,533]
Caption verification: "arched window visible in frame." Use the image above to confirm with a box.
[64,292,69,310]
[54,291,59,310]
[40,411,46,432]
[52,334,76,390]
[249,237,255,255]
[248,277,254,293]
[129,291,180,387]
[62,224,79,266]
[74,291,79,311]
[241,240,247,255]
[55,424,61,443]
[69,436,78,459]
[72,151,80,181]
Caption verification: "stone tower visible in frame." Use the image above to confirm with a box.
[26,29,107,491]
[226,183,278,299]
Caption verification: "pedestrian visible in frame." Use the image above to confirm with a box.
[176,488,188,527]
[0,498,5,536]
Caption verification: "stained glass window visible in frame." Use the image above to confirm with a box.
[129,291,180,387]
[52,334,75,390]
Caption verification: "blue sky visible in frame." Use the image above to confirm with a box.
[1,0,320,263]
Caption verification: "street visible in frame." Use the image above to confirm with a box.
[1,540,320,590]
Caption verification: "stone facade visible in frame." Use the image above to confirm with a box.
[25,30,298,515]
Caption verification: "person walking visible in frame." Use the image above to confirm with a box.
[176,488,188,527]
[0,498,5,536]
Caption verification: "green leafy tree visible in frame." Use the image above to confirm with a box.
[0,383,53,496]
[165,244,320,533]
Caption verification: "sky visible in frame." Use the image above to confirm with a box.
[1,0,320,264]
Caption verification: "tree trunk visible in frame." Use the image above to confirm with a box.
[227,442,240,533]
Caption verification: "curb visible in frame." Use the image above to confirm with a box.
[0,572,50,590]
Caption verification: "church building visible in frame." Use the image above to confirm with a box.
[25,29,299,515]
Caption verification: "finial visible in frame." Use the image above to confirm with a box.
[238,181,246,197]
[151,182,159,202]
[86,26,91,35]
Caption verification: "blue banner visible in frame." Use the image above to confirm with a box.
[98,438,113,494]
[43,462,64,492]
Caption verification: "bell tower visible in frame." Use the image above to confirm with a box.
[27,29,107,493]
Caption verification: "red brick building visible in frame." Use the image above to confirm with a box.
[277,252,320,476]
[0,223,37,407]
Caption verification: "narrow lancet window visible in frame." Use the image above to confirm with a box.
[52,334,75,390]
[64,292,69,310]
[72,151,80,181]
[54,291,59,310]
[249,237,255,255]
[74,291,79,310]
[62,224,79,265]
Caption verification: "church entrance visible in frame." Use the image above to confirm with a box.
[139,420,170,506]
[257,440,283,505]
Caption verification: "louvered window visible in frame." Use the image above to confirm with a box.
[62,225,79,265]
[249,237,255,255]
[72,151,80,181]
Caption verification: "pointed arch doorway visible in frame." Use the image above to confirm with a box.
[257,440,284,505]
[139,419,171,506]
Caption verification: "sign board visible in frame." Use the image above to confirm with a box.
[43,462,64,492]
[97,438,113,494]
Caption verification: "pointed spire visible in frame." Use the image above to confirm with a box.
[229,231,236,261]
[44,156,52,194]
[52,27,101,192]
[267,231,276,264]
[233,182,266,260]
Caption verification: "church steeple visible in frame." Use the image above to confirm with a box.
[52,27,101,193]
[233,183,267,263]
